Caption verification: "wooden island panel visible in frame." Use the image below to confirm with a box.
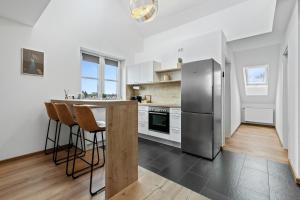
[51,99,138,200]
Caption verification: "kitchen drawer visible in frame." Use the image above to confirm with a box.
[170,114,181,129]
[138,111,148,122]
[170,108,181,114]
[170,128,181,142]
[138,106,149,111]
[148,130,170,140]
[138,122,148,134]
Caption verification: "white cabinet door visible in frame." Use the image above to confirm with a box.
[170,128,181,142]
[140,62,153,83]
[138,106,149,112]
[170,107,181,142]
[127,64,140,84]
[138,111,148,122]
[138,108,148,135]
[138,122,148,135]
[170,114,181,129]
[170,108,181,115]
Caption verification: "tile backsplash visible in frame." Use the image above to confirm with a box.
[127,82,181,104]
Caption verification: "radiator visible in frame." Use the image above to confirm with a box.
[244,107,274,124]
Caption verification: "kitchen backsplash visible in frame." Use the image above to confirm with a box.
[127,82,181,104]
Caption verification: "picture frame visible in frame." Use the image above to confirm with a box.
[21,48,44,76]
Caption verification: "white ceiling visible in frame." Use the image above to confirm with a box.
[273,0,297,34]
[0,0,50,26]
[0,0,295,42]
[228,0,296,52]
[120,0,249,37]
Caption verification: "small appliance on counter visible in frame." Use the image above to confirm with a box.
[130,95,142,103]
[162,74,171,81]
[142,95,152,103]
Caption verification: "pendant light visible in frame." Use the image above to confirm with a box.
[129,0,158,22]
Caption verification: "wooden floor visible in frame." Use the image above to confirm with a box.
[223,124,288,163]
[0,149,208,200]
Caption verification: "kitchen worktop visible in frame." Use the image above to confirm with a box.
[138,103,181,108]
[51,99,133,105]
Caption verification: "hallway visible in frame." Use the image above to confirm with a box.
[224,124,288,164]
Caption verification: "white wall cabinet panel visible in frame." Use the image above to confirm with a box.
[127,64,140,84]
[127,61,160,84]
[141,62,155,83]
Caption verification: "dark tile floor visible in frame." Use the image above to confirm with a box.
[138,138,300,200]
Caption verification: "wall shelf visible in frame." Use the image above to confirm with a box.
[155,68,181,73]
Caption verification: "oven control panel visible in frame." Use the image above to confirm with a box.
[149,107,169,113]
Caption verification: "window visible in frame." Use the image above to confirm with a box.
[104,59,119,99]
[243,65,269,96]
[81,51,121,99]
[81,53,99,98]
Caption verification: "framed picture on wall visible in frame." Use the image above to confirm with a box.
[21,48,44,76]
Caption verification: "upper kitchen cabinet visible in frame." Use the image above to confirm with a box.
[127,63,140,84]
[127,61,161,84]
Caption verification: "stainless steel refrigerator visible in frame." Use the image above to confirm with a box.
[181,59,222,160]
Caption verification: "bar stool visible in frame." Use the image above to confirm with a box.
[73,105,106,196]
[44,102,60,160]
[54,103,85,175]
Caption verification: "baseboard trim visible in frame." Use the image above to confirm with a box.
[226,123,241,139]
[274,130,286,149]
[0,145,68,165]
[241,122,275,128]
[138,134,181,148]
[288,159,300,184]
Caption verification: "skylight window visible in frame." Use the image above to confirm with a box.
[243,65,269,96]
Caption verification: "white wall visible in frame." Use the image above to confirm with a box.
[232,44,280,107]
[275,1,299,177]
[275,53,288,148]
[0,0,143,160]
[298,0,300,178]
[135,31,224,68]
[229,52,241,135]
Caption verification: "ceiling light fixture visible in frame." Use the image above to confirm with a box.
[129,0,158,22]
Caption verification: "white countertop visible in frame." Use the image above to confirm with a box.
[138,103,181,108]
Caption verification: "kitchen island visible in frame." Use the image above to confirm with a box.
[51,99,138,200]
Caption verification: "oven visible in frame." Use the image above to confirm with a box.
[148,107,170,134]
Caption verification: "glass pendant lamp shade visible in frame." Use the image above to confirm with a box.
[130,0,158,22]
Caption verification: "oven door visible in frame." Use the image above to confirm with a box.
[148,112,170,134]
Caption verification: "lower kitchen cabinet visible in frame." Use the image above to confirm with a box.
[138,105,181,143]
[138,122,148,135]
[170,113,181,129]
[170,127,181,142]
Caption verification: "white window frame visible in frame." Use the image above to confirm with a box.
[243,65,269,96]
[80,50,122,99]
